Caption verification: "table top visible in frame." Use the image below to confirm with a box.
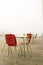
[16,36,29,38]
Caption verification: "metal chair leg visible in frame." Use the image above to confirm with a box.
[10,46,12,55]
[23,44,25,58]
[8,46,9,56]
[26,44,32,56]
[14,46,17,55]
[28,45,32,54]
[17,45,23,56]
[1,43,5,54]
[20,45,23,56]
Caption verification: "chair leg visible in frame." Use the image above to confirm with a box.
[17,46,20,56]
[0,44,5,60]
[17,45,23,56]
[28,45,32,54]
[20,45,23,56]
[8,46,12,56]
[14,46,17,55]
[26,44,32,56]
[23,44,25,58]
[10,46,12,55]
[8,46,9,56]
[1,43,5,55]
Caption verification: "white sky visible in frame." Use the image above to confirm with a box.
[0,0,42,35]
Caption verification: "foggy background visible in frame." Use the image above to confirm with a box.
[0,0,42,35]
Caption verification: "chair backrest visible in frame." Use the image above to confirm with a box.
[27,33,32,43]
[5,34,17,46]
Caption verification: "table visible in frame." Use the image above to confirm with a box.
[16,36,29,58]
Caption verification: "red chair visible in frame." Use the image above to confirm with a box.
[22,33,32,57]
[5,34,17,55]
[26,33,32,55]
[27,33,32,43]
[20,33,32,57]
[2,34,22,56]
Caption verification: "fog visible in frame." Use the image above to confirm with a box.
[0,0,42,35]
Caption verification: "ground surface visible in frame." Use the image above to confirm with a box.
[0,36,43,65]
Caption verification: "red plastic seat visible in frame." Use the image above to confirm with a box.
[5,34,17,46]
[5,34,22,56]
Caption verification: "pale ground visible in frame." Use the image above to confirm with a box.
[0,36,43,65]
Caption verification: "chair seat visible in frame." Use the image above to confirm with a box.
[5,34,17,46]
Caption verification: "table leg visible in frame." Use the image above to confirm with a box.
[23,38,25,58]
